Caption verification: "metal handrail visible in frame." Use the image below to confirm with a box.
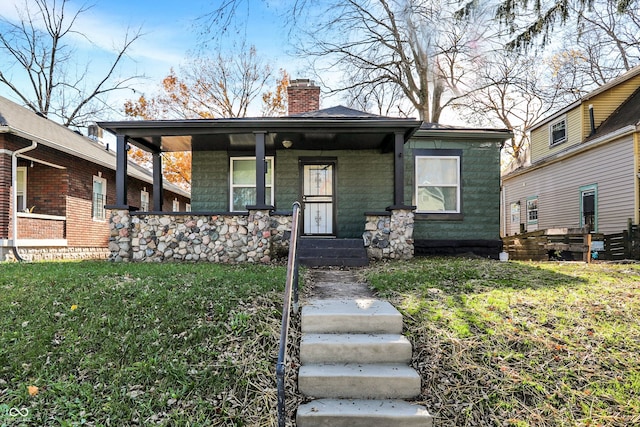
[276,201,301,426]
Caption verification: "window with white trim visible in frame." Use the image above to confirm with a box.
[185,203,191,212]
[140,189,149,211]
[92,175,107,221]
[510,202,520,224]
[172,199,179,212]
[526,196,538,224]
[415,152,461,213]
[16,166,27,212]
[549,117,567,146]
[230,157,274,211]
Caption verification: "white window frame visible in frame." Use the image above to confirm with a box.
[140,189,150,211]
[510,202,520,224]
[414,155,461,214]
[526,196,538,224]
[229,156,274,211]
[16,166,27,212]
[185,203,191,212]
[92,175,107,221]
[172,199,180,212]
[549,116,567,146]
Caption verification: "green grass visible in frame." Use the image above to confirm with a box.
[0,261,290,426]
[365,258,640,427]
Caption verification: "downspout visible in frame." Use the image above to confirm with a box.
[11,141,38,261]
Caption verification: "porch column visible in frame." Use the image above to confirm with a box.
[115,134,129,207]
[152,144,163,211]
[390,131,410,209]
[248,131,272,210]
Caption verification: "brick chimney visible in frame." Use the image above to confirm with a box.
[287,79,320,115]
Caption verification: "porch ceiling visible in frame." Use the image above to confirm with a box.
[97,117,422,153]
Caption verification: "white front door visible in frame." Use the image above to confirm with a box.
[302,163,335,235]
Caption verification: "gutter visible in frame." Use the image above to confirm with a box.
[11,141,38,261]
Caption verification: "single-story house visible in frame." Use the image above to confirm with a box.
[501,66,640,238]
[99,79,512,264]
[0,95,190,261]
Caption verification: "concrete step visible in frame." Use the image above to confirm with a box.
[298,363,421,399]
[300,333,412,364]
[297,399,433,427]
[301,299,403,334]
[298,238,369,267]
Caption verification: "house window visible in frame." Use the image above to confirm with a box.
[415,151,461,213]
[526,196,538,224]
[580,184,597,231]
[172,199,179,212]
[510,202,520,223]
[549,117,567,146]
[140,189,149,211]
[16,166,27,212]
[185,203,191,212]
[230,157,274,211]
[92,175,107,221]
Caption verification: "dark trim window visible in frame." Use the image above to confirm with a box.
[414,149,461,214]
[549,117,567,146]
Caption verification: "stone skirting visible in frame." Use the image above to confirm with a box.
[363,209,414,260]
[4,246,110,262]
[108,210,293,263]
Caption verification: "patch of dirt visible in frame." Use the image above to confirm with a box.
[302,268,374,300]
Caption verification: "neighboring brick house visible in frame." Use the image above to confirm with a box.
[501,66,640,238]
[0,95,190,261]
[100,79,511,264]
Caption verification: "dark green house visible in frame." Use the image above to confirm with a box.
[99,80,511,264]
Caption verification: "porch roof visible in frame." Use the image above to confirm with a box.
[97,106,421,153]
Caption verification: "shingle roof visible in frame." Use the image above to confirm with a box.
[0,96,189,197]
[287,105,389,118]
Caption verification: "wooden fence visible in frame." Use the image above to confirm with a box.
[602,225,640,261]
[503,224,639,262]
[502,228,596,261]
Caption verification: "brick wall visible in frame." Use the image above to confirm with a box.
[287,79,320,115]
[17,216,65,239]
[1,134,190,249]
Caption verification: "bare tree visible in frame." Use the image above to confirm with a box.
[288,0,496,122]
[125,43,272,120]
[0,0,143,128]
[453,54,564,166]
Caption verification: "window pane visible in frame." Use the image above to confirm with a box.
[416,158,458,185]
[233,187,255,210]
[232,160,256,185]
[551,120,566,144]
[417,186,457,211]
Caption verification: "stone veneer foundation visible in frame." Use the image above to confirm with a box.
[109,210,293,263]
[363,209,414,260]
[109,208,415,263]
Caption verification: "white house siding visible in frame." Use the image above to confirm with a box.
[502,135,636,236]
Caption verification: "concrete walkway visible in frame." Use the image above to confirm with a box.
[296,268,433,426]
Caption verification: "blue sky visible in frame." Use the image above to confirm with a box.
[0,0,307,119]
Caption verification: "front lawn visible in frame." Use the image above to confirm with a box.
[365,259,640,427]
[2,259,639,426]
[0,261,290,426]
